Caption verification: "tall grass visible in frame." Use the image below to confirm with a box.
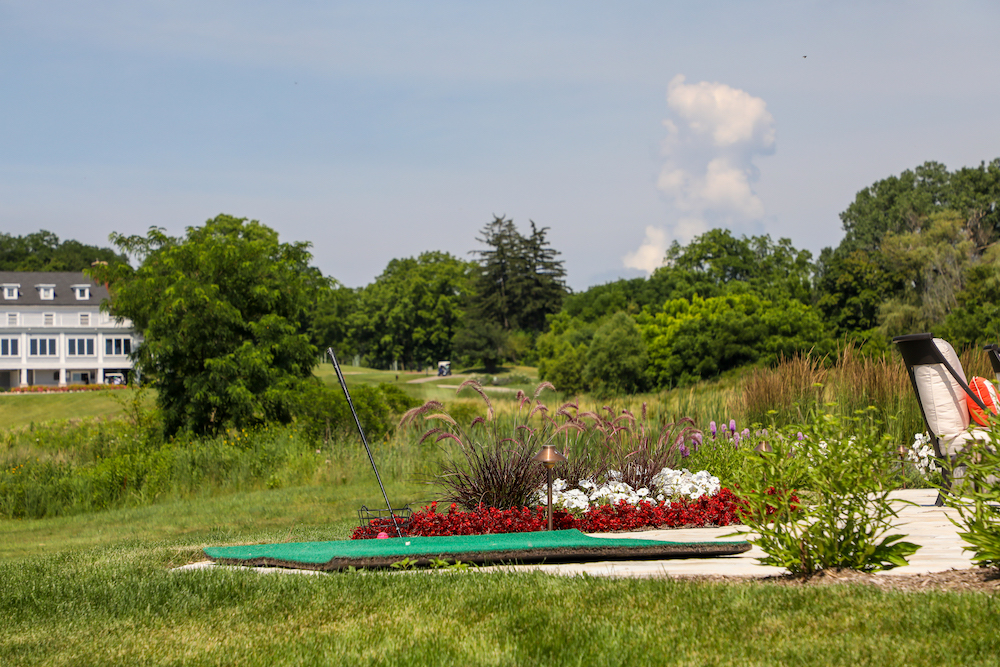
[740,354,827,427]
[734,347,924,448]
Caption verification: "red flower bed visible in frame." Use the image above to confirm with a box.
[350,488,749,539]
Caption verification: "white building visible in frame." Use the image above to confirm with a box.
[0,271,138,389]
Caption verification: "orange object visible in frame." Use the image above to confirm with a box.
[968,376,1000,426]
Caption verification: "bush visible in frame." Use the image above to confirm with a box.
[295,381,419,446]
[940,434,1000,568]
[735,409,920,574]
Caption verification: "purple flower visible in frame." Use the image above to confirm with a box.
[729,419,737,434]
[742,428,750,439]
[797,432,804,441]
[679,444,690,458]
[691,432,703,447]
[733,432,741,446]
[709,421,717,437]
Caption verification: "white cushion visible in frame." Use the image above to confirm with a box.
[943,428,992,457]
[913,338,970,443]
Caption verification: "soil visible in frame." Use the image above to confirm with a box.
[678,567,1000,594]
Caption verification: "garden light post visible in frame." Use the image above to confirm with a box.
[533,444,567,531]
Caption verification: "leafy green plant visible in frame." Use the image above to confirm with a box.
[736,409,920,574]
[429,558,472,570]
[390,557,418,570]
[940,436,1000,568]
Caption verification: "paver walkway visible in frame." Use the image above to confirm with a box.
[481,489,971,578]
[179,489,976,578]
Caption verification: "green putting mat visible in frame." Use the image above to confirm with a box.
[204,529,751,571]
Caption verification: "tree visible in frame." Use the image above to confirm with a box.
[466,216,567,333]
[582,313,649,395]
[0,230,127,271]
[308,280,360,357]
[349,251,473,369]
[451,318,508,373]
[939,246,1000,349]
[92,215,321,436]
[663,229,814,303]
[637,291,833,387]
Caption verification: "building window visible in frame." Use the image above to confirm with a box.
[6,313,16,327]
[37,285,55,300]
[30,338,57,356]
[67,338,95,356]
[0,338,18,356]
[73,286,91,300]
[106,338,132,355]
[43,313,55,326]
[79,313,90,326]
[2,285,18,300]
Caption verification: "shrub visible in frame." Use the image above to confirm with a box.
[735,409,920,574]
[940,434,1000,568]
[295,381,419,446]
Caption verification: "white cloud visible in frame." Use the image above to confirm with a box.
[666,74,775,149]
[626,75,776,275]
[623,226,669,275]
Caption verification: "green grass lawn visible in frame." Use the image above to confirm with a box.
[0,390,128,429]
[2,522,998,666]
[0,367,963,665]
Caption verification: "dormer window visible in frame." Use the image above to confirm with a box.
[72,285,91,300]
[2,284,18,300]
[36,284,55,300]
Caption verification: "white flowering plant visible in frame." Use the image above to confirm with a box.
[533,467,722,515]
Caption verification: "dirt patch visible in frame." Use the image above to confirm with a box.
[676,567,1000,594]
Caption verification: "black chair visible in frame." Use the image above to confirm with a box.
[893,333,989,505]
[984,343,1000,383]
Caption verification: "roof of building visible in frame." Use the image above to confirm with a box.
[0,271,110,307]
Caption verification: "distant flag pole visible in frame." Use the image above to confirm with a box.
[327,347,403,538]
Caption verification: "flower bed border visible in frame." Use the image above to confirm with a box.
[351,489,746,539]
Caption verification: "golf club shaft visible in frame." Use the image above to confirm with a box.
[326,347,403,538]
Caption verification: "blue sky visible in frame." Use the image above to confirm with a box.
[2,1,999,290]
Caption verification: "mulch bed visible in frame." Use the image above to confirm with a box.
[676,567,1000,594]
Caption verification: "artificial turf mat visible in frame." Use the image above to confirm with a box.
[203,529,751,571]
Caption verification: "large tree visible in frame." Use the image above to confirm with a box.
[91,215,321,436]
[455,216,566,369]
[467,216,567,333]
[349,251,473,369]
[818,159,1000,339]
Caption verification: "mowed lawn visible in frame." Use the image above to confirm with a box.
[0,390,128,429]
[3,375,998,666]
[2,509,998,667]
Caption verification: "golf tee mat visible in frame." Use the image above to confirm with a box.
[203,529,751,571]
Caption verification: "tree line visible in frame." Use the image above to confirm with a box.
[13,157,1000,435]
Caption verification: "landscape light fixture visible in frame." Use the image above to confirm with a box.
[533,444,567,531]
